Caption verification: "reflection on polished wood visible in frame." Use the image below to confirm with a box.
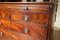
[0,19,47,40]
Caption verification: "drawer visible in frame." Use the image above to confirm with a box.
[0,4,52,13]
[0,19,47,40]
[11,12,49,24]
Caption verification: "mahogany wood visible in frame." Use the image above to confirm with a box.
[0,2,54,40]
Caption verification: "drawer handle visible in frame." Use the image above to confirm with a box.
[24,6,29,11]
[24,15,29,21]
[24,28,29,33]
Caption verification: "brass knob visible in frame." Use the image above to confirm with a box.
[24,6,28,10]
[24,15,29,21]
[24,28,29,33]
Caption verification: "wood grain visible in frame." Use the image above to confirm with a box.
[0,3,54,40]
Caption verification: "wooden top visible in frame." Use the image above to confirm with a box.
[0,2,55,4]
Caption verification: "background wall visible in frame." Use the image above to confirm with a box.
[54,0,60,28]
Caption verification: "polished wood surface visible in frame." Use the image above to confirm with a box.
[0,2,54,40]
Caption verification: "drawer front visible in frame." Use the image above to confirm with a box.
[0,19,47,40]
[0,4,52,13]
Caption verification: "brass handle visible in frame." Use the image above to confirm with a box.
[24,15,29,21]
[24,28,29,33]
[24,6,28,10]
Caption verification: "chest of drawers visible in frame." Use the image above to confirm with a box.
[0,2,54,40]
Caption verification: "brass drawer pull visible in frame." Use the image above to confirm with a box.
[24,28,29,33]
[24,15,29,21]
[24,6,28,10]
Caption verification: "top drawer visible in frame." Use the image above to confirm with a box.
[0,4,52,13]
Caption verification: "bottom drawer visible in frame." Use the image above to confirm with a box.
[0,20,48,40]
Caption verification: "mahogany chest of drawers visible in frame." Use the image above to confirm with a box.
[0,2,54,40]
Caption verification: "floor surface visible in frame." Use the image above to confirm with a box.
[51,28,60,40]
